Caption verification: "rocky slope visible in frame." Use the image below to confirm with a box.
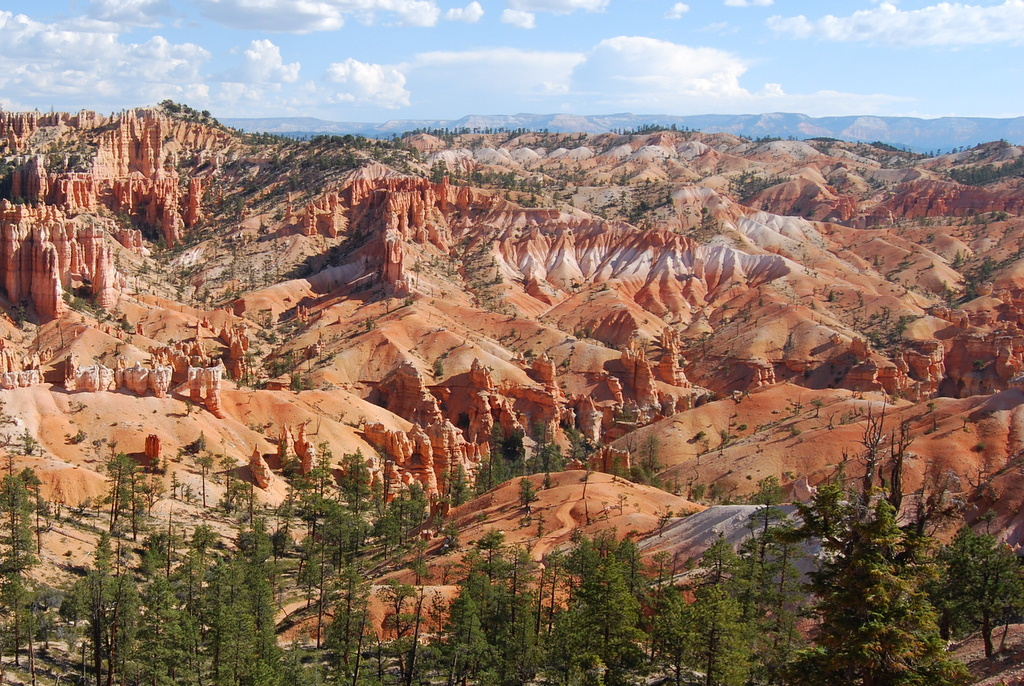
[3,105,1024,559]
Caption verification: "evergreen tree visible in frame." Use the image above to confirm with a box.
[205,521,282,686]
[0,470,38,669]
[325,561,372,683]
[652,584,695,686]
[934,525,1024,658]
[789,490,970,686]
[174,525,217,683]
[440,531,541,686]
[63,532,141,686]
[690,537,750,686]
[548,538,647,686]
[339,450,373,515]
[134,575,188,685]
[736,477,804,684]
[377,579,420,684]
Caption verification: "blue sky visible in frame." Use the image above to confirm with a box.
[1,0,1023,121]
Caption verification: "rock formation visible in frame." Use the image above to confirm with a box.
[219,324,251,381]
[121,362,174,397]
[301,191,346,237]
[250,447,274,489]
[150,340,211,376]
[902,341,945,398]
[187,365,226,418]
[63,354,173,397]
[145,435,161,462]
[278,424,317,475]
[0,201,125,318]
[577,395,603,445]
[656,328,690,386]
[2,108,230,247]
[362,421,458,497]
[0,340,43,389]
[866,179,1024,226]
[381,362,443,427]
[621,339,659,408]
[0,368,41,389]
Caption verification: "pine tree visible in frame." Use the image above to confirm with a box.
[174,524,216,683]
[62,532,141,686]
[325,561,371,682]
[0,470,38,669]
[789,491,970,686]
[934,525,1024,658]
[134,575,187,685]
[652,586,695,686]
[339,450,373,515]
[690,537,750,686]
[736,477,804,684]
[548,538,647,686]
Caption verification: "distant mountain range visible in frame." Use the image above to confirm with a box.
[221,112,1024,153]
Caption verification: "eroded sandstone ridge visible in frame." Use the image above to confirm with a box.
[3,109,227,245]
[8,108,1024,522]
[0,202,123,318]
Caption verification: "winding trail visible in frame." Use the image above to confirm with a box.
[529,495,580,559]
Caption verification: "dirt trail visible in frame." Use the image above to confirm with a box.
[529,496,580,559]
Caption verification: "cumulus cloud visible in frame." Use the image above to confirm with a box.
[385,0,442,26]
[445,1,483,21]
[768,1,1024,46]
[324,58,411,108]
[507,0,608,15]
[665,3,689,19]
[199,0,442,33]
[501,9,536,27]
[563,35,907,115]
[575,36,750,106]
[125,36,210,83]
[241,39,300,84]
[724,0,772,6]
[0,11,210,105]
[391,37,905,117]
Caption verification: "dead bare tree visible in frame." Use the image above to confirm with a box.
[886,418,914,516]
[912,461,965,537]
[856,401,888,513]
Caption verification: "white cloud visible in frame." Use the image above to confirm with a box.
[445,1,483,21]
[241,39,300,84]
[768,1,1024,46]
[700,21,737,34]
[577,36,749,105]
[198,0,442,33]
[507,0,607,14]
[565,35,906,116]
[324,58,411,108]
[125,36,209,83]
[0,11,210,106]
[199,0,344,31]
[388,0,442,26]
[665,2,689,19]
[501,8,536,27]
[86,0,173,27]
[392,38,905,117]
[724,0,772,6]
[406,47,584,96]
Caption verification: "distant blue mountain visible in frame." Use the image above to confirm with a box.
[221,112,1024,153]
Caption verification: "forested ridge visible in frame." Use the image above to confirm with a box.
[0,436,1019,686]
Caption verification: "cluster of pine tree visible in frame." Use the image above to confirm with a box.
[0,433,1021,685]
